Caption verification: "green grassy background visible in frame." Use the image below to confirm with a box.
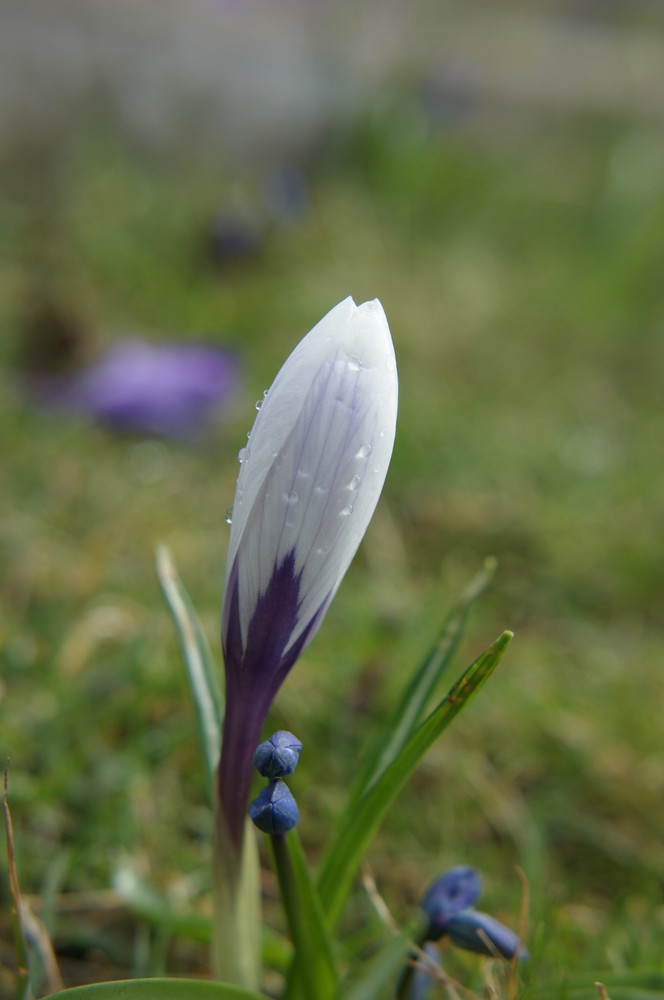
[1,98,664,996]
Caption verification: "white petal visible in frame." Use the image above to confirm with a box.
[224,297,398,654]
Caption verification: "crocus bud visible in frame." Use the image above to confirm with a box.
[249,780,299,835]
[445,909,529,961]
[218,297,398,848]
[253,731,303,779]
[222,297,397,684]
[421,866,483,940]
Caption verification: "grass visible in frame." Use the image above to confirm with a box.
[1,96,663,995]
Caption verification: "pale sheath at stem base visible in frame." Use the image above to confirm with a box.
[211,808,261,990]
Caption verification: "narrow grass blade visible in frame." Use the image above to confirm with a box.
[317,631,513,928]
[529,971,664,1000]
[532,991,664,1000]
[156,546,224,802]
[3,764,34,1000]
[348,558,497,807]
[44,979,265,1000]
[272,832,338,1000]
[335,933,411,1000]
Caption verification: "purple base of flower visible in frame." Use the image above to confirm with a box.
[219,549,330,849]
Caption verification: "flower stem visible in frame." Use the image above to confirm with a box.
[271,834,331,1000]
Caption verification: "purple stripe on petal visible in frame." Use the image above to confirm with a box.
[242,548,303,689]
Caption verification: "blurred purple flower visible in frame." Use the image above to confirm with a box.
[420,866,483,939]
[30,339,239,438]
[445,909,529,961]
[208,206,264,266]
[419,865,528,963]
[407,943,442,1000]
[262,167,309,225]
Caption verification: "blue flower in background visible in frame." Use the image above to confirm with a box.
[217,297,398,849]
[419,865,528,963]
[420,866,483,939]
[30,338,239,438]
[444,908,529,960]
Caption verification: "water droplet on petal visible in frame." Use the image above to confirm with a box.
[286,490,299,504]
[314,484,329,496]
[356,443,372,459]
[347,357,363,372]
[340,504,354,517]
[224,506,233,525]
[238,447,247,464]
[255,399,263,411]
[348,474,361,491]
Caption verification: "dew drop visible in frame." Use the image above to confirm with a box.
[238,447,247,464]
[356,443,372,459]
[340,504,354,517]
[286,490,299,504]
[314,484,329,496]
[348,474,361,491]
[255,399,263,411]
[224,507,233,525]
[347,357,363,372]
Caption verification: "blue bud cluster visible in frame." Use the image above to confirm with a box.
[249,731,302,835]
[420,866,528,962]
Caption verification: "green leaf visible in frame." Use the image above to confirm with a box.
[44,979,264,1000]
[347,558,497,807]
[335,933,411,1000]
[156,545,224,803]
[271,833,338,1000]
[317,631,513,928]
[286,832,338,997]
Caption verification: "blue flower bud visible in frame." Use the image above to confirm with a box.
[445,909,528,961]
[421,866,483,940]
[249,780,299,835]
[407,943,441,1000]
[253,730,303,779]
